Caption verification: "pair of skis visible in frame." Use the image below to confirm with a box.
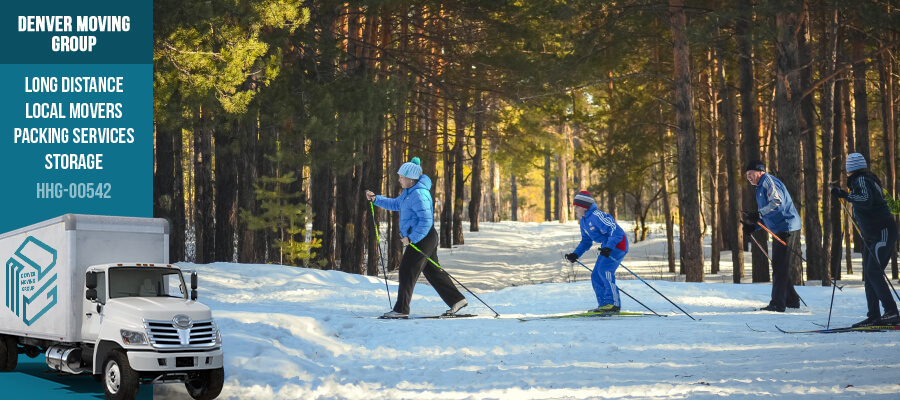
[747,322,900,334]
[376,310,662,321]
[774,324,900,334]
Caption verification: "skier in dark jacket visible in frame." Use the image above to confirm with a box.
[831,153,899,327]
[564,191,628,313]
[742,160,802,312]
[366,157,467,319]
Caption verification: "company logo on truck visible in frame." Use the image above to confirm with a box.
[5,236,57,326]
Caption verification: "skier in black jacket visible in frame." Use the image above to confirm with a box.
[831,153,899,327]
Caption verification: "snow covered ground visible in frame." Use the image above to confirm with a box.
[158,221,900,399]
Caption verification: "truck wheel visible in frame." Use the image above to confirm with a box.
[102,350,139,400]
[184,367,224,400]
[0,335,17,372]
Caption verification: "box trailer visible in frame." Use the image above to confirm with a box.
[0,214,223,400]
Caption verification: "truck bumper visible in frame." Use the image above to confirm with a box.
[126,348,224,372]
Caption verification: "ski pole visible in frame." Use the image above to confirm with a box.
[748,233,772,261]
[613,262,696,320]
[369,201,392,309]
[574,260,661,316]
[409,243,501,317]
[835,195,900,302]
[755,220,807,287]
[827,279,838,329]
[744,226,809,308]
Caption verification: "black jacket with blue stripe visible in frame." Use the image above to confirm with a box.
[845,171,894,237]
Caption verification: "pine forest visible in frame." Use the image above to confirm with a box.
[153,0,900,284]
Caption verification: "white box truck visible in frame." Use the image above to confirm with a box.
[0,214,224,400]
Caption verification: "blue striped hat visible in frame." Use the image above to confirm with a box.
[846,153,867,172]
[398,157,422,179]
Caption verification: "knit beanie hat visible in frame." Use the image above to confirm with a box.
[573,191,595,209]
[846,153,867,172]
[744,159,765,173]
[398,157,422,179]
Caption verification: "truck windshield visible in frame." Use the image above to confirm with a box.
[108,267,187,299]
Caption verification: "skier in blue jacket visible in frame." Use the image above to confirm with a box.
[741,160,802,312]
[366,157,466,319]
[564,191,629,313]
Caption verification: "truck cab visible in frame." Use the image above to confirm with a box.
[79,263,224,400]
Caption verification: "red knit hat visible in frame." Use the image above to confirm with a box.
[573,191,595,209]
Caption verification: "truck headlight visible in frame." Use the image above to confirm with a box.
[121,329,148,345]
[215,329,222,345]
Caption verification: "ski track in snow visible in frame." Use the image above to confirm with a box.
[156,221,900,399]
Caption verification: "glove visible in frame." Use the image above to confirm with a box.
[830,186,848,199]
[741,210,760,224]
[564,253,579,263]
[598,247,612,258]
[741,221,756,236]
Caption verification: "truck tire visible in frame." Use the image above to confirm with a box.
[0,335,17,372]
[184,367,224,400]
[102,350,139,400]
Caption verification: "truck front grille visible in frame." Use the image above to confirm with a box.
[143,319,218,349]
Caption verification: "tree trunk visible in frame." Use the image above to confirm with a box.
[798,5,824,283]
[544,152,552,221]
[558,125,570,224]
[172,125,186,263]
[336,162,363,274]
[655,33,677,274]
[441,97,454,248]
[820,6,838,286]
[737,0,769,283]
[194,107,215,264]
[851,23,870,159]
[775,3,805,285]
[489,133,501,222]
[366,125,385,276]
[831,78,847,280]
[237,117,261,264]
[661,141,676,274]
[670,0,703,282]
[842,76,862,260]
[389,113,404,266]
[453,98,466,245]
[214,127,238,263]
[469,93,484,232]
[717,38,744,283]
[707,51,720,275]
[553,174,560,221]
[154,123,177,263]
[310,144,336,270]
[510,173,518,221]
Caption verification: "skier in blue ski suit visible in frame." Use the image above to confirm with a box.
[564,191,629,313]
[741,160,802,312]
[366,157,466,318]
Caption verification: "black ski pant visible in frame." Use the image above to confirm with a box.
[769,230,801,311]
[861,223,899,319]
[393,228,465,314]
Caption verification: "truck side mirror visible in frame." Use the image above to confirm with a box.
[85,271,97,301]
[190,271,198,301]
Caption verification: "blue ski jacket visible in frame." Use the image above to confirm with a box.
[374,175,434,244]
[573,203,628,257]
[753,173,802,234]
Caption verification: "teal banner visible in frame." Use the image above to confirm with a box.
[0,0,151,233]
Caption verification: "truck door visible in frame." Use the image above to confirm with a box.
[81,272,106,342]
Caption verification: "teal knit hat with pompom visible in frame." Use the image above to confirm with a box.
[398,157,422,179]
